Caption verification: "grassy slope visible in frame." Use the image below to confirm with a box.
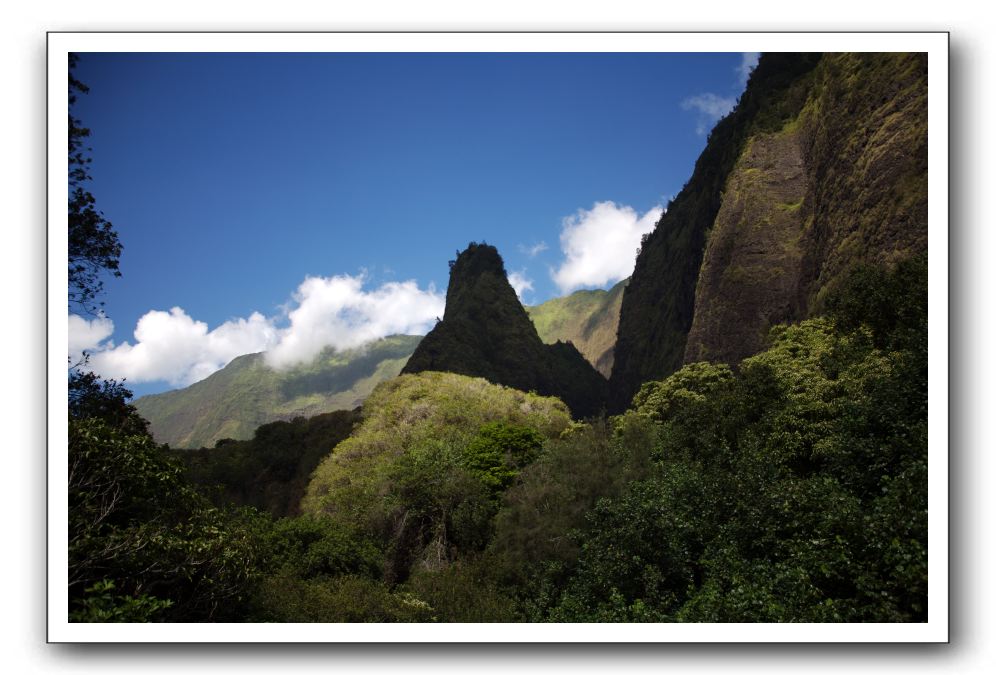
[526,279,626,378]
[134,335,422,449]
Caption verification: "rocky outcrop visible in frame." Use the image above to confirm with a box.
[402,243,608,418]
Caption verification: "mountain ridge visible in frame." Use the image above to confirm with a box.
[134,334,422,448]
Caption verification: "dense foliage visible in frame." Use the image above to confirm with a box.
[67,257,927,624]
[69,412,265,621]
[173,410,360,517]
[530,257,928,622]
[302,371,572,583]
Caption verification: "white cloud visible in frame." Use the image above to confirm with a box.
[68,314,114,365]
[80,273,445,387]
[518,241,548,258]
[681,93,737,135]
[264,275,444,370]
[737,52,761,85]
[86,308,277,387]
[551,201,663,294]
[507,270,534,301]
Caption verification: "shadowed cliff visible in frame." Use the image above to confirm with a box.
[402,243,607,418]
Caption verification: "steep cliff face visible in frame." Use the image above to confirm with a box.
[683,127,808,365]
[795,53,927,310]
[402,243,607,418]
[610,52,927,411]
[609,53,821,411]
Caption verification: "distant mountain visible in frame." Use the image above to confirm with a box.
[526,279,626,378]
[133,335,422,449]
[402,243,608,418]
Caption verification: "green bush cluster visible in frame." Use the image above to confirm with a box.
[530,257,927,622]
[69,415,266,621]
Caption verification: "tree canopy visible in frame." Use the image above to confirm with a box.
[68,53,122,315]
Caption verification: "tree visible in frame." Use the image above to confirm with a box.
[68,53,122,314]
[69,416,264,621]
[68,369,149,438]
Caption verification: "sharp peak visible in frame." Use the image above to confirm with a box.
[449,241,507,276]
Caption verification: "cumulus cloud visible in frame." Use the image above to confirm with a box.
[551,201,663,294]
[507,270,534,301]
[80,274,445,387]
[518,241,548,258]
[737,52,761,85]
[68,314,114,365]
[86,308,277,387]
[264,275,444,370]
[681,93,737,135]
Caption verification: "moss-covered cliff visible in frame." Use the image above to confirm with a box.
[402,243,608,418]
[610,52,927,411]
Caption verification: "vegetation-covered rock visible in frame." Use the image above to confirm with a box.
[610,53,822,411]
[403,243,608,418]
[303,371,572,583]
[611,52,926,411]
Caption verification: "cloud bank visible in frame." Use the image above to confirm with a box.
[74,274,444,387]
[264,275,444,370]
[85,308,277,387]
[551,201,663,294]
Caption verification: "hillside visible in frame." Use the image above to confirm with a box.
[402,243,608,418]
[610,53,927,410]
[134,334,422,448]
[526,278,626,377]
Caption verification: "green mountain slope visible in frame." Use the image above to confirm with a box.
[402,243,608,419]
[526,279,626,377]
[134,335,422,449]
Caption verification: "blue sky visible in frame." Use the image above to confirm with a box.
[68,51,758,396]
